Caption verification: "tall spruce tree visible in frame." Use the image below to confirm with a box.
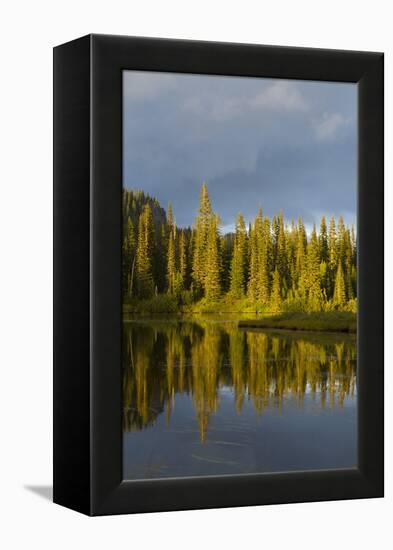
[167,231,176,294]
[257,212,270,305]
[179,229,188,290]
[230,213,248,298]
[319,216,328,264]
[204,215,221,301]
[270,268,281,313]
[192,183,214,294]
[276,210,288,292]
[333,261,346,307]
[328,216,338,297]
[135,204,155,298]
[295,218,307,300]
[122,217,136,297]
[307,225,323,311]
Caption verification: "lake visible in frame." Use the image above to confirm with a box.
[123,317,357,480]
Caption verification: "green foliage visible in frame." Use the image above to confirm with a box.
[124,293,178,314]
[167,231,176,294]
[122,216,136,297]
[333,261,347,308]
[135,204,155,299]
[230,213,248,298]
[192,182,214,294]
[179,229,188,289]
[204,216,222,301]
[270,268,281,313]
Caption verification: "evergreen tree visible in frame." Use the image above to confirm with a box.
[247,218,259,304]
[351,224,357,265]
[220,233,234,293]
[319,216,328,264]
[230,213,248,298]
[270,268,281,313]
[153,223,167,293]
[257,212,270,305]
[295,219,307,300]
[123,217,136,297]
[328,216,338,297]
[179,229,188,290]
[272,215,279,269]
[192,183,214,294]
[343,228,354,300]
[307,225,323,311]
[167,231,176,294]
[276,210,288,292]
[204,216,221,301]
[333,261,347,307]
[135,204,155,298]
[167,202,173,229]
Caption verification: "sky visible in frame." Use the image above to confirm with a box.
[123,71,357,232]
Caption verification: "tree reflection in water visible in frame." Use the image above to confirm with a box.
[123,320,356,443]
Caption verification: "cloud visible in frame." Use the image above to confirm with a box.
[123,72,357,228]
[250,81,308,112]
[181,80,308,122]
[313,112,348,141]
[123,72,176,101]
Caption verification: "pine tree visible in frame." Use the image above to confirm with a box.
[270,268,281,313]
[328,216,338,298]
[192,183,214,294]
[135,204,155,298]
[167,231,176,294]
[319,216,328,264]
[247,216,259,303]
[272,215,279,269]
[167,202,173,229]
[123,217,136,297]
[179,229,188,290]
[257,212,270,305]
[333,261,346,307]
[350,224,357,299]
[337,216,346,261]
[276,210,288,293]
[343,228,354,299]
[295,218,307,300]
[220,233,234,293]
[153,223,167,293]
[351,224,357,266]
[307,225,323,311]
[204,216,221,302]
[230,213,248,298]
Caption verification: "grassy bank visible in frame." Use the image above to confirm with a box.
[238,311,357,333]
[123,295,265,315]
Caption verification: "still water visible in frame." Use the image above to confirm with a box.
[123,318,357,480]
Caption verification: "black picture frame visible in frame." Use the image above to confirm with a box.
[53,34,384,516]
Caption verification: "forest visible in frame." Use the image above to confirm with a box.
[122,183,357,314]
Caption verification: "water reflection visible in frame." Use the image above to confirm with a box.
[123,319,357,443]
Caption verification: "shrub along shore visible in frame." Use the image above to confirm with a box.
[123,296,357,333]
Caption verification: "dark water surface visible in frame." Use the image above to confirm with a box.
[123,318,357,479]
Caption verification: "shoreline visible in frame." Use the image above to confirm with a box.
[122,308,357,334]
[237,321,355,334]
[238,312,356,333]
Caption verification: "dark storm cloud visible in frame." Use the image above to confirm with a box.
[123,72,357,230]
